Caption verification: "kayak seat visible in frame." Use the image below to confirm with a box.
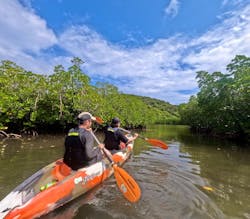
[52,160,72,181]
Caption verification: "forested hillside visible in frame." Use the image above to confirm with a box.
[129,95,180,124]
[0,58,179,134]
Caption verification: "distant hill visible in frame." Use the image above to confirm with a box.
[139,96,178,114]
[125,94,180,124]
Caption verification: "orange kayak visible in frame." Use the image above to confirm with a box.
[0,142,133,219]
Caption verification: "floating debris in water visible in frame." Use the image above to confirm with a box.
[203,186,214,191]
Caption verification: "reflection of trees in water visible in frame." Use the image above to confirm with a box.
[144,125,250,217]
[0,138,23,158]
[143,125,197,144]
[179,137,250,217]
[1,125,249,218]
[0,136,64,200]
[146,124,247,148]
[0,135,64,160]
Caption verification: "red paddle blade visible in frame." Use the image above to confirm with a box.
[113,165,141,203]
[95,116,104,125]
[146,139,168,150]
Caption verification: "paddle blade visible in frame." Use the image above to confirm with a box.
[95,116,104,125]
[147,139,168,150]
[113,165,141,203]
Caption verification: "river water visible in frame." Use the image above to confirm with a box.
[0,125,249,219]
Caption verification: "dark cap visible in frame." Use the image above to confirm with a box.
[77,112,96,121]
[111,117,120,125]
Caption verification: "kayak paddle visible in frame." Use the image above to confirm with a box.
[90,131,141,203]
[94,115,168,149]
[95,116,104,125]
[119,127,168,150]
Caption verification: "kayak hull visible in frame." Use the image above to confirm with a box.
[0,143,133,219]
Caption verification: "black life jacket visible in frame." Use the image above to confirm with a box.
[63,128,88,170]
[104,126,120,150]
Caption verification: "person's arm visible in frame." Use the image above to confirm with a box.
[118,130,129,144]
[118,130,138,145]
[126,133,139,144]
[101,146,113,159]
[83,132,101,160]
[85,131,112,159]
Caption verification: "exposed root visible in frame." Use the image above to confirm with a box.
[0,130,22,139]
[0,130,9,138]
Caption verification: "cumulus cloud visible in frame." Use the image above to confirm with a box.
[185,5,250,73]
[0,1,57,52]
[165,0,180,17]
[0,1,250,104]
[59,26,194,103]
[58,4,250,104]
[0,0,58,73]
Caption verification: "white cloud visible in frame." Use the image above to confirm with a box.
[0,0,58,73]
[0,1,250,104]
[185,5,250,73]
[59,26,197,103]
[222,0,246,7]
[58,4,250,104]
[0,1,57,53]
[165,0,180,17]
[222,0,229,6]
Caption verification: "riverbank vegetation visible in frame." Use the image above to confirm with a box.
[179,55,250,141]
[0,58,179,134]
[1,55,248,141]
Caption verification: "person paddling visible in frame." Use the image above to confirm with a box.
[63,112,109,170]
[104,117,138,152]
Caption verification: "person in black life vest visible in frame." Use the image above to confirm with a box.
[63,112,106,170]
[104,117,138,151]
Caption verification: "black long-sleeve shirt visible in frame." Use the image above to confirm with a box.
[63,127,103,170]
[104,126,128,150]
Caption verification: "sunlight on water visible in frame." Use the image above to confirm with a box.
[0,126,249,219]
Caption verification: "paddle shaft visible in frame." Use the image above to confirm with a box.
[119,127,168,150]
[94,115,167,149]
[119,127,147,140]
[90,131,113,164]
[90,130,141,202]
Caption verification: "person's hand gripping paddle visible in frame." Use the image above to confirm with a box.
[90,131,141,203]
[119,127,168,150]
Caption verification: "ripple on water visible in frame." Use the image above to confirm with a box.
[38,143,228,218]
[118,147,226,219]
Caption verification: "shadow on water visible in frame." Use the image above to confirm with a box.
[1,126,250,219]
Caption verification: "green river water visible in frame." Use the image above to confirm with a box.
[0,125,249,219]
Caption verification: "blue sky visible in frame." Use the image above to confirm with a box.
[0,0,250,104]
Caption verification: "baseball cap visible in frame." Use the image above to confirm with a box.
[111,117,120,125]
[77,112,96,121]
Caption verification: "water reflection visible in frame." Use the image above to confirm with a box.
[0,135,64,199]
[0,126,249,219]
[180,143,250,218]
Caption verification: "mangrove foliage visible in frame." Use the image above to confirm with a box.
[179,55,250,140]
[0,58,179,134]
